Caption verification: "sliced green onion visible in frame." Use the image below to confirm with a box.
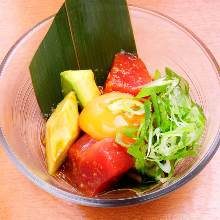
[107,98,144,115]
[151,93,161,127]
[115,132,130,148]
[136,77,175,98]
[153,69,161,80]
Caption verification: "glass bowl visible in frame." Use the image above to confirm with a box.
[0,6,220,207]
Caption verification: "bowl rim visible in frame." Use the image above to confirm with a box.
[0,5,220,207]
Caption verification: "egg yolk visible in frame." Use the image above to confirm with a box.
[79,92,143,140]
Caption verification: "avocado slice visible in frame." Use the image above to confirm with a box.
[46,92,79,175]
[60,70,101,107]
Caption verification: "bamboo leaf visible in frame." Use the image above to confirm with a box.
[30,0,136,116]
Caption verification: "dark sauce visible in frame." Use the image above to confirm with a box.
[55,158,160,196]
[98,86,104,94]
[41,129,160,196]
[55,158,75,186]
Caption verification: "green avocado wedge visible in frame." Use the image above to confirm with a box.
[61,70,101,107]
[46,92,79,175]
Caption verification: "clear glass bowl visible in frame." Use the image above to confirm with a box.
[0,6,220,207]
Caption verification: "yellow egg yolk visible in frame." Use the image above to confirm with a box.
[79,92,144,140]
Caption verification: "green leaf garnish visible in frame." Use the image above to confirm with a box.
[30,0,136,116]
[151,93,161,127]
[136,77,177,98]
[153,69,161,80]
[117,68,206,183]
[143,100,152,133]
